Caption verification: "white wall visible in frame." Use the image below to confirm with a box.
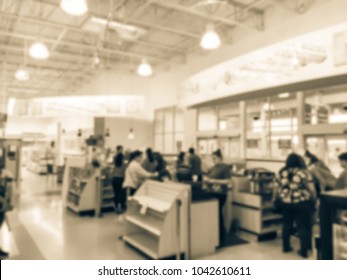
[5,116,94,137]
[74,71,153,119]
[103,117,154,151]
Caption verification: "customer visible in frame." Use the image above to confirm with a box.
[112,151,126,213]
[336,152,347,189]
[203,149,232,246]
[45,141,56,188]
[188,148,202,182]
[277,153,317,258]
[123,150,157,198]
[155,153,172,182]
[176,152,192,182]
[304,150,336,192]
[116,145,123,155]
[142,148,157,173]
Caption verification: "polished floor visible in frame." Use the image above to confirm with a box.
[1,168,315,260]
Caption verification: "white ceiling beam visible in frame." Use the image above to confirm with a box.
[0,8,198,45]
[0,28,181,64]
[147,0,263,31]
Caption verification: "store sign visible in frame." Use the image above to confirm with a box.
[278,139,292,149]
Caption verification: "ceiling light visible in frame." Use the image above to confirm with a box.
[137,59,153,77]
[15,67,30,81]
[278,92,290,98]
[128,128,135,140]
[60,0,88,16]
[93,52,100,66]
[200,24,221,50]
[29,42,50,60]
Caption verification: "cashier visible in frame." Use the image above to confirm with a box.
[203,149,232,246]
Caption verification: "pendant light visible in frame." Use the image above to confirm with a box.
[200,23,221,50]
[137,58,153,77]
[15,40,30,81]
[128,128,135,140]
[29,41,50,60]
[15,67,30,81]
[60,0,88,16]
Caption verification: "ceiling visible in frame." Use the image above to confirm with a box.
[0,0,317,99]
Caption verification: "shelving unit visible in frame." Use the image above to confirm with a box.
[99,167,115,212]
[123,180,190,259]
[66,166,98,214]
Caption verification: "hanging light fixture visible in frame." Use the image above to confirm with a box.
[15,40,30,81]
[105,128,110,137]
[29,41,50,60]
[200,23,221,50]
[60,0,88,16]
[128,128,135,140]
[137,58,153,77]
[15,67,30,81]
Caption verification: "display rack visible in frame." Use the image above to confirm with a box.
[232,176,282,240]
[123,180,190,259]
[66,166,97,214]
[99,167,115,211]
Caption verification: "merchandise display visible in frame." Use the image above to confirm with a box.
[123,180,190,259]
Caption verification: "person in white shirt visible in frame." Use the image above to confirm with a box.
[123,150,157,199]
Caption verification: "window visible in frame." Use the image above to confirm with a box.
[154,107,185,154]
[197,107,217,131]
[218,103,240,131]
[245,93,298,160]
[304,90,347,125]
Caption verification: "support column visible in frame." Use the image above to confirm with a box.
[239,101,246,159]
[297,91,305,153]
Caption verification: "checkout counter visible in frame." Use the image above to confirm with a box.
[232,169,282,241]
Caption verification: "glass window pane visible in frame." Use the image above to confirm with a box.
[174,133,184,153]
[305,90,347,125]
[198,108,217,131]
[218,103,240,131]
[154,110,164,134]
[154,134,163,152]
[164,109,174,133]
[164,133,174,154]
[175,109,184,132]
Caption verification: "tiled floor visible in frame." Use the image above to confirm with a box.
[1,168,315,260]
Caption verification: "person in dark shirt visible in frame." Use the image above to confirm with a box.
[336,152,347,190]
[142,148,157,173]
[188,148,202,182]
[203,149,232,246]
[176,152,192,182]
[112,151,126,213]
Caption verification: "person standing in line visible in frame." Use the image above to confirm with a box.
[203,149,232,246]
[176,152,192,182]
[123,150,157,200]
[112,150,126,214]
[188,148,202,182]
[45,141,56,188]
[277,153,317,258]
[142,148,157,173]
[116,145,123,156]
[304,150,336,193]
[336,152,347,190]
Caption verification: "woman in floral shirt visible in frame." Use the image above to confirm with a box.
[278,153,317,258]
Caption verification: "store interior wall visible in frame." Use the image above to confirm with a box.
[5,116,94,137]
[100,117,154,151]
